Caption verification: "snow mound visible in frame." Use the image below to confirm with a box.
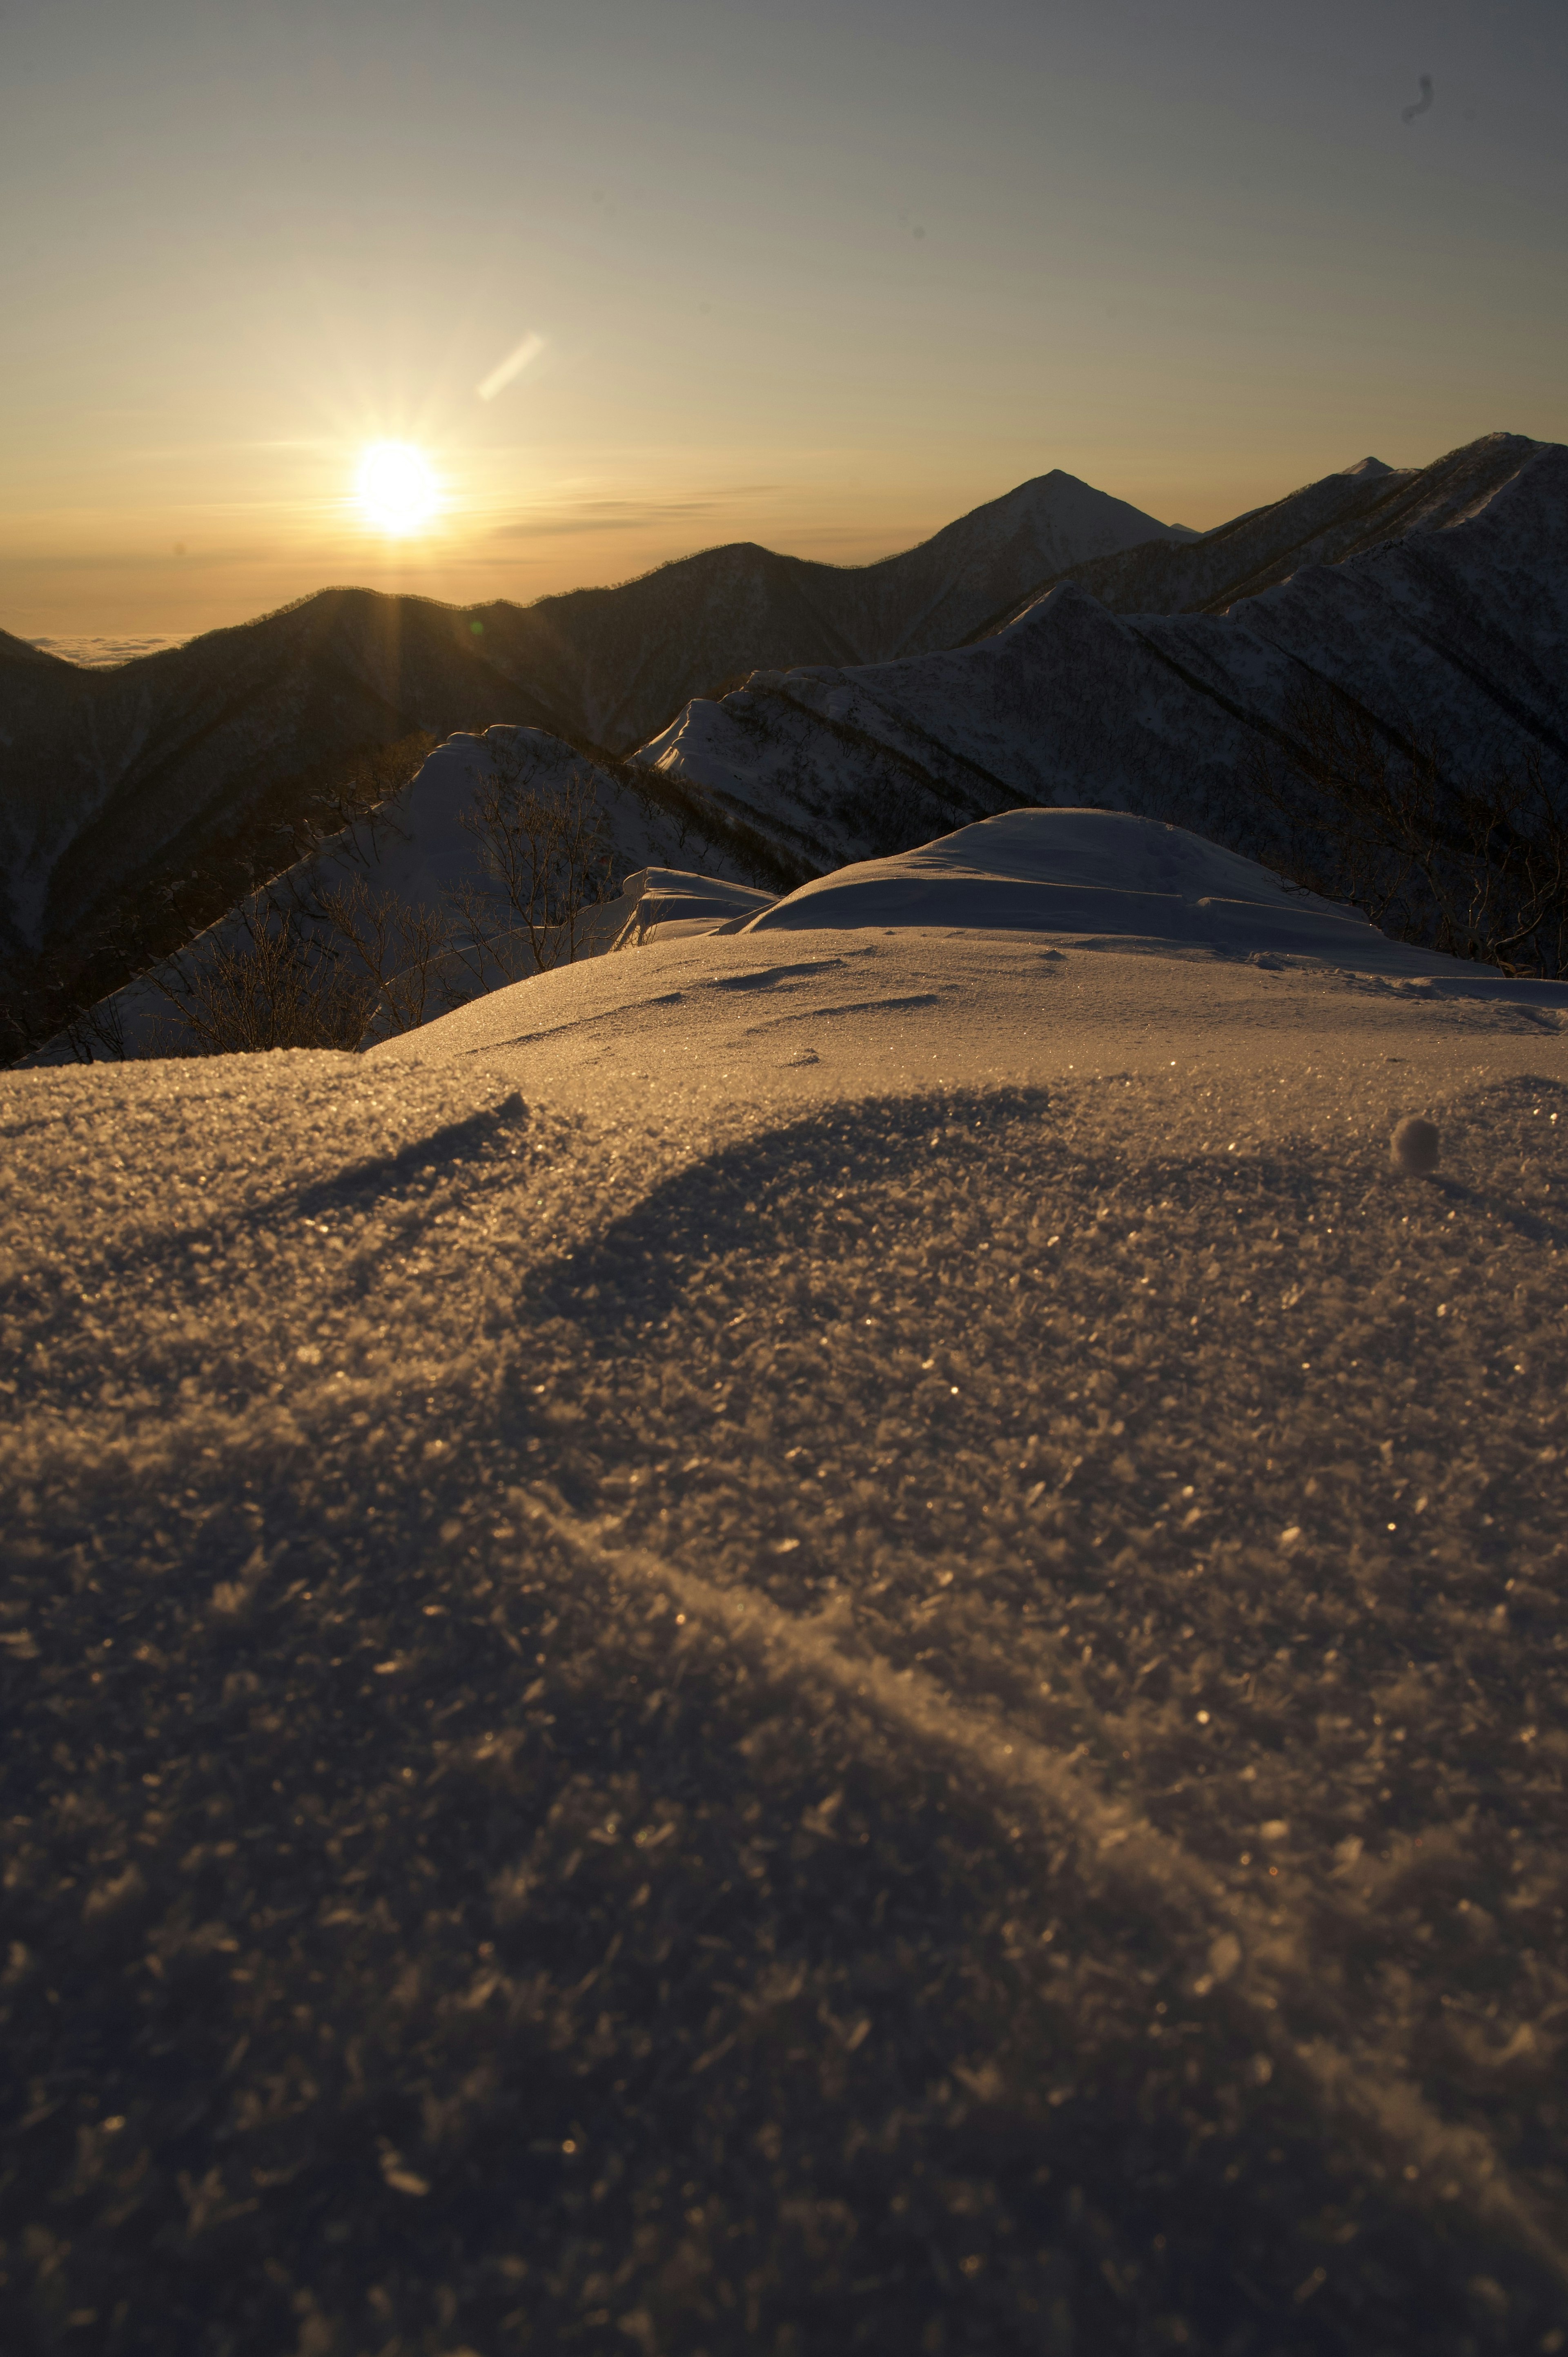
[610,866,776,948]
[1390,1112,1441,1175]
[744,807,1386,957]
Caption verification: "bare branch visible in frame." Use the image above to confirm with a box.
[172,910,374,1055]
[314,877,462,1038]
[457,751,615,974]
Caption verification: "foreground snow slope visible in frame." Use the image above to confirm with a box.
[389,812,1568,1095]
[4,866,1568,2350]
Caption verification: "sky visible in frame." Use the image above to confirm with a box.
[2,0,1565,639]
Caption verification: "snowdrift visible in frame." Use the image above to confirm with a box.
[744,807,1385,958]
[609,866,777,948]
[4,859,1568,2349]
[394,812,1568,1089]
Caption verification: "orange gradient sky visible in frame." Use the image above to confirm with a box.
[2,0,1565,640]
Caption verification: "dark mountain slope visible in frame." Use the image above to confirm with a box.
[0,628,75,673]
[0,607,551,1024]
[0,592,575,1048]
[466,541,872,751]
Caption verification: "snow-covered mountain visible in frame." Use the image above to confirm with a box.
[966,433,1528,638]
[9,433,1561,1061]
[635,433,1566,875]
[35,727,798,1062]
[0,471,1180,1028]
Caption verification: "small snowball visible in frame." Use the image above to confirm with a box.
[1390,1115,1440,1176]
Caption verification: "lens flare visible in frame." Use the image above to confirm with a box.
[356,442,437,533]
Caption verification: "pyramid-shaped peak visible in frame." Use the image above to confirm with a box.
[1340,455,1394,477]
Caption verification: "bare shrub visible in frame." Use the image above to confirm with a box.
[314,877,461,1037]
[310,730,439,857]
[1250,687,1568,978]
[457,754,615,978]
[170,912,374,1055]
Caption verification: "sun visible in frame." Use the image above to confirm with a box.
[356,442,438,533]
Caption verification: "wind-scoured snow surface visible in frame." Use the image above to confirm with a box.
[4,878,1568,2352]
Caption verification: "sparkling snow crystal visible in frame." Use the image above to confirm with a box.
[4,825,1567,2353]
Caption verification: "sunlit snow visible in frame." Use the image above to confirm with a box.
[4,813,1567,2351]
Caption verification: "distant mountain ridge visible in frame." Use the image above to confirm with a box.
[0,470,1183,1046]
[633,432,1564,879]
[960,437,1525,642]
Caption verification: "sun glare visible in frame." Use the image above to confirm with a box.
[356,441,438,533]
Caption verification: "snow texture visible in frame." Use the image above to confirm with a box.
[4,821,1568,2351]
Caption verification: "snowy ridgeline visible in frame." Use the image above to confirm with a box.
[3,913,1568,2345]
[41,801,1568,1065]
[630,434,1568,874]
[36,727,784,1062]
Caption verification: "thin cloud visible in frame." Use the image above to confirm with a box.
[476,333,546,403]
[491,492,780,540]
